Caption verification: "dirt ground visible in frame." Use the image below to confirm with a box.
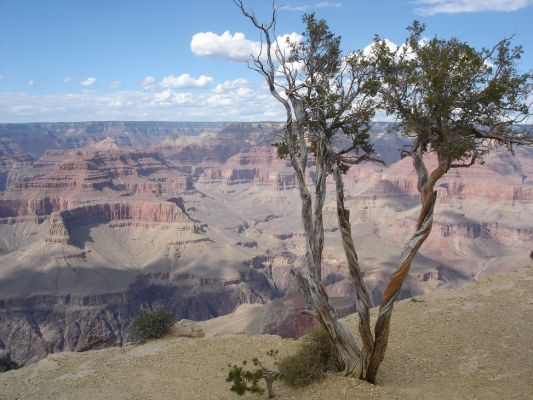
[1,264,532,400]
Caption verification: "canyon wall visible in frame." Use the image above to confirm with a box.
[0,122,531,365]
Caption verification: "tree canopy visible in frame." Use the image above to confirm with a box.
[372,21,533,166]
[365,21,532,382]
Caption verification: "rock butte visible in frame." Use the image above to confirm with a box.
[0,121,531,366]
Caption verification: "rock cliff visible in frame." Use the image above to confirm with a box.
[0,122,531,366]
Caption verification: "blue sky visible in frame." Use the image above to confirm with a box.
[1,0,532,122]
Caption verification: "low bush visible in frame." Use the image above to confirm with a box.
[277,327,340,387]
[130,305,175,344]
[226,328,340,397]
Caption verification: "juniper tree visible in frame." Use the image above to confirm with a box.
[366,22,533,382]
[235,2,532,384]
[235,1,380,377]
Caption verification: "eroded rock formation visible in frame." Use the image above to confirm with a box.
[0,122,531,365]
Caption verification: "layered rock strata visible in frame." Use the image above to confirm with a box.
[0,124,531,367]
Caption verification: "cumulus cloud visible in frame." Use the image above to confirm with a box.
[362,38,427,61]
[413,0,533,15]
[160,73,213,89]
[0,75,5,81]
[62,77,72,83]
[28,80,37,87]
[191,31,260,62]
[281,2,342,11]
[80,77,97,87]
[213,78,249,94]
[363,39,400,58]
[154,89,193,105]
[141,76,156,91]
[110,80,122,89]
[207,94,233,106]
[154,89,174,103]
[236,87,254,98]
[276,33,304,56]
[0,82,284,123]
[191,31,302,62]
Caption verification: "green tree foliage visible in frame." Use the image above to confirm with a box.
[226,328,339,397]
[226,350,280,398]
[273,13,380,172]
[130,305,175,344]
[372,21,533,166]
[364,22,532,383]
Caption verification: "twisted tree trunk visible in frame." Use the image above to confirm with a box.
[365,143,447,383]
[327,145,374,379]
[295,270,362,374]
[234,0,367,378]
[292,134,362,375]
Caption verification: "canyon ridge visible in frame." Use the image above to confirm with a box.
[0,121,531,366]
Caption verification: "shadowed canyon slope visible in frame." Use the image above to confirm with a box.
[1,265,531,399]
[0,121,531,365]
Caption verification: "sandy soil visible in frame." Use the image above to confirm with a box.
[1,264,532,400]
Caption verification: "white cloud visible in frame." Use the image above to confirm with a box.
[108,99,123,108]
[276,33,304,57]
[153,89,173,104]
[62,77,72,83]
[276,60,306,78]
[207,94,233,106]
[173,92,194,105]
[363,38,426,61]
[191,31,260,62]
[28,80,37,87]
[213,78,249,94]
[281,2,342,11]
[141,76,156,91]
[0,75,4,81]
[191,31,302,62]
[236,87,254,98]
[110,80,122,89]
[211,79,256,100]
[0,83,285,123]
[413,0,533,15]
[80,77,97,87]
[363,39,399,58]
[154,89,193,105]
[160,73,213,88]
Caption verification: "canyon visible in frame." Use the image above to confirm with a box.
[0,121,531,366]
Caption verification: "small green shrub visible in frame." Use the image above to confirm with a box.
[130,305,175,344]
[277,327,339,387]
[226,328,339,397]
[226,350,280,398]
